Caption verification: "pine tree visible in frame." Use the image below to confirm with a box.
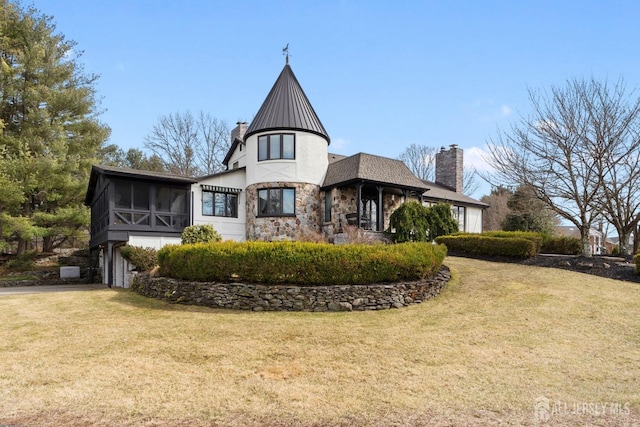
[0,1,110,253]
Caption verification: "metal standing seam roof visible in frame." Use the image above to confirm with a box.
[244,64,330,144]
[322,152,428,191]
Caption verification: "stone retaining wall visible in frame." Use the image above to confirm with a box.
[131,266,450,312]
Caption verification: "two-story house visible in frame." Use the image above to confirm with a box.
[85,61,488,287]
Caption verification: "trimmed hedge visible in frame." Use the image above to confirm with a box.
[434,235,537,258]
[441,231,581,257]
[469,231,544,253]
[541,235,581,255]
[157,241,447,286]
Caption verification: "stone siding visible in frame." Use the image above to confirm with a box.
[246,182,322,240]
[131,266,450,312]
[435,145,463,193]
[324,187,405,235]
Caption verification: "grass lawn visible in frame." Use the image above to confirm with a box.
[1,256,639,426]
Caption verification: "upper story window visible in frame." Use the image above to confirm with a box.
[258,133,295,161]
[258,188,295,216]
[111,180,189,229]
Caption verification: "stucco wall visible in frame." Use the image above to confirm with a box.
[244,131,329,187]
[191,170,247,241]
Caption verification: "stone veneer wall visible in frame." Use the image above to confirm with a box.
[246,182,322,240]
[131,266,450,312]
[324,187,405,235]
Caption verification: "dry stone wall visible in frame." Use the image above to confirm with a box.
[131,266,450,312]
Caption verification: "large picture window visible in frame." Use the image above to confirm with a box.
[202,191,238,217]
[258,188,295,216]
[258,134,295,161]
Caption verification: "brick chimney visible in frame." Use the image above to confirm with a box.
[435,144,463,193]
[231,121,248,143]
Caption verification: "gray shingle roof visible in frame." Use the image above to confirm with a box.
[245,64,330,143]
[322,153,428,191]
[421,180,489,207]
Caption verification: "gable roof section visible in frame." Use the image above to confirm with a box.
[84,165,197,206]
[322,152,428,191]
[222,137,243,167]
[244,64,330,144]
[421,179,489,208]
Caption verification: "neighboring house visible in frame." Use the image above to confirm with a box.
[85,62,487,287]
[555,225,604,255]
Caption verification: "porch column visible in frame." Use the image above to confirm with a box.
[376,186,384,232]
[106,242,113,288]
[356,183,363,229]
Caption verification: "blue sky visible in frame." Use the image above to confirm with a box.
[38,0,640,198]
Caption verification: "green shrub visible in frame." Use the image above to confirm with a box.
[388,201,458,243]
[634,253,640,275]
[541,235,581,255]
[435,235,537,258]
[612,246,620,256]
[181,224,222,245]
[472,231,544,253]
[4,251,38,270]
[158,241,447,285]
[120,246,158,271]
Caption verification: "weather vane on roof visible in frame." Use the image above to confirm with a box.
[282,43,289,64]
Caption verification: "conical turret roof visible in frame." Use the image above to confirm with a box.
[245,64,330,144]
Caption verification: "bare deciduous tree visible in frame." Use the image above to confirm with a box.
[398,144,436,181]
[463,167,480,197]
[487,78,640,257]
[196,111,231,176]
[399,144,480,196]
[144,111,230,177]
[480,186,513,231]
[597,87,640,256]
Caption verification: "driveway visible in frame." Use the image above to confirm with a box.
[0,283,107,296]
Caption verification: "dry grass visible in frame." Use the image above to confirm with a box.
[1,256,639,426]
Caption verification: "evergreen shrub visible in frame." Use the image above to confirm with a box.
[540,235,581,255]
[120,246,158,271]
[472,231,544,253]
[435,235,537,258]
[157,241,447,285]
[181,224,222,245]
[388,201,458,243]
